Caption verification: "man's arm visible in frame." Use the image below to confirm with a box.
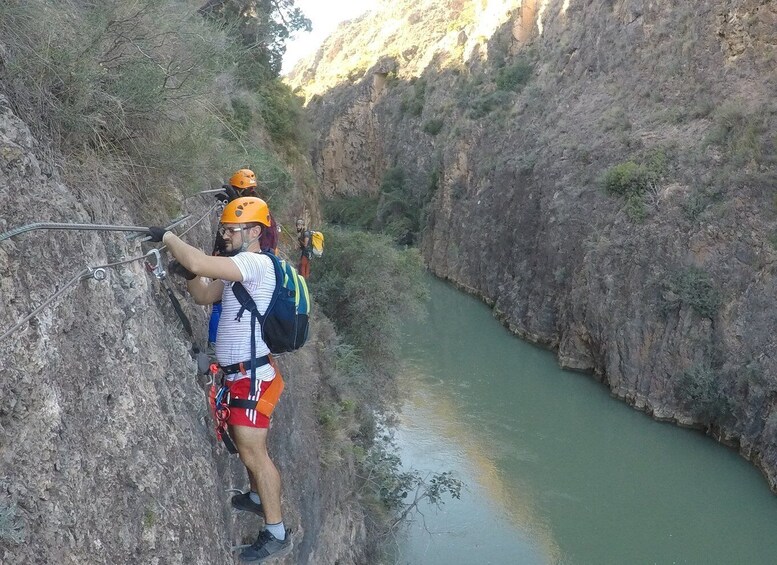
[163,232,242,280]
[162,232,243,304]
[184,276,224,305]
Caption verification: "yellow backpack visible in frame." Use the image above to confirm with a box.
[310,231,324,257]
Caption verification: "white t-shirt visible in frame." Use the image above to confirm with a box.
[215,252,276,382]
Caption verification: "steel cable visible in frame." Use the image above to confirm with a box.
[0,215,190,242]
[0,204,219,345]
[0,250,157,343]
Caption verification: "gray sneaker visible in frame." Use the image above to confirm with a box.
[231,492,264,517]
[239,529,292,563]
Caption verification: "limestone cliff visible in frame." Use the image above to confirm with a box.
[291,0,777,490]
[0,96,365,562]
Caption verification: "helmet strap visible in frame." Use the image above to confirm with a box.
[239,226,261,252]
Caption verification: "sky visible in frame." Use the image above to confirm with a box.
[281,0,379,74]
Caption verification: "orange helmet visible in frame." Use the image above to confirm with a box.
[229,168,257,190]
[220,197,271,227]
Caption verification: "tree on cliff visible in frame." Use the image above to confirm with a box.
[199,0,311,79]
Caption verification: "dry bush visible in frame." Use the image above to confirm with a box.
[0,0,302,203]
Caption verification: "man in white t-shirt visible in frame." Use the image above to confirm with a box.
[148,197,291,562]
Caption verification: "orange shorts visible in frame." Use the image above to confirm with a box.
[225,378,274,429]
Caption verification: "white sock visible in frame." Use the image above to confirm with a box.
[249,491,261,505]
[265,521,285,540]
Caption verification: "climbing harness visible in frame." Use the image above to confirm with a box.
[208,363,239,454]
[205,356,285,454]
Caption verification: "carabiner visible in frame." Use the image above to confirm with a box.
[144,248,166,280]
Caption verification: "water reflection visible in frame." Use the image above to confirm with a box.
[394,276,777,565]
[397,364,561,564]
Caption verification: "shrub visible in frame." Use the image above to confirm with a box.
[357,432,462,537]
[256,80,310,150]
[495,59,533,91]
[601,161,654,196]
[689,99,715,120]
[422,118,445,136]
[376,166,421,245]
[705,102,768,166]
[674,363,732,424]
[663,266,721,318]
[323,196,380,230]
[427,167,441,194]
[469,90,511,119]
[0,0,307,202]
[601,106,632,132]
[600,151,667,221]
[140,127,292,200]
[316,393,361,465]
[400,97,423,117]
[381,166,405,193]
[143,509,156,529]
[682,187,720,222]
[682,191,705,222]
[0,0,227,149]
[324,166,438,244]
[624,194,647,222]
[400,79,426,117]
[228,96,255,135]
[451,178,467,200]
[310,227,428,371]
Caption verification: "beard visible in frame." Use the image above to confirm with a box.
[223,240,240,255]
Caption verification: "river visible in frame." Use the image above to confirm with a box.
[394,276,777,564]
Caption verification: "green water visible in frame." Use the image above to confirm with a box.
[394,276,777,565]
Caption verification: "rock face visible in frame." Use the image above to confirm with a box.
[293,0,777,489]
[0,95,365,562]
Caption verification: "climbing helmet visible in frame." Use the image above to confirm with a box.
[220,196,271,227]
[229,168,257,190]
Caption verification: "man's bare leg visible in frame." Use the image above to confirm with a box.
[230,425,282,524]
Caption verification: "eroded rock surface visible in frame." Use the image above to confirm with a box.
[0,94,365,563]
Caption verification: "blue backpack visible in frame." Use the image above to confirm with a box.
[232,252,310,356]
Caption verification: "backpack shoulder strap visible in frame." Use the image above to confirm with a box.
[231,252,283,321]
[230,252,282,396]
[231,281,256,322]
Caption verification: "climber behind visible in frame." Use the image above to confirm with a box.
[147,197,291,562]
[214,169,279,255]
[207,168,279,347]
[296,218,311,278]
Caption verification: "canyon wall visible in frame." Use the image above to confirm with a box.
[291,0,777,488]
